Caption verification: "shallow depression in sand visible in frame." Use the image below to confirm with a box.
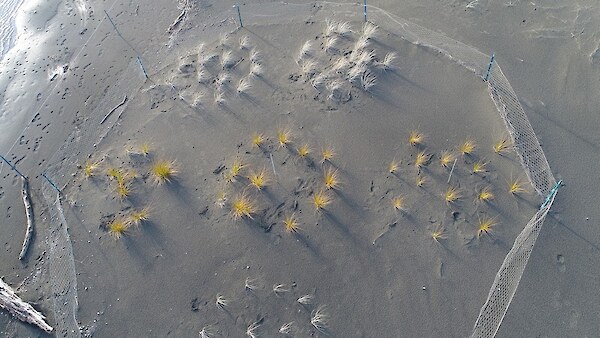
[59,20,538,337]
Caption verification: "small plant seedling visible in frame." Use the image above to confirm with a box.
[251,133,265,148]
[459,139,477,155]
[214,91,226,105]
[283,213,301,233]
[472,160,488,174]
[297,143,311,158]
[151,159,178,184]
[445,186,462,204]
[246,321,261,338]
[324,36,339,52]
[226,158,246,183]
[477,216,497,238]
[106,167,123,181]
[279,322,296,335]
[392,195,407,212]
[477,186,495,203]
[129,207,150,227]
[360,71,377,91]
[245,277,260,291]
[83,160,100,178]
[313,190,332,211]
[508,177,528,195]
[277,128,293,148]
[249,48,262,64]
[139,143,151,156]
[199,326,215,338]
[440,151,455,168]
[493,136,512,154]
[215,294,229,310]
[298,40,313,60]
[273,283,290,296]
[321,146,335,164]
[430,225,448,243]
[107,218,130,240]
[239,36,251,50]
[377,52,397,71]
[297,294,314,305]
[323,167,341,190]
[362,21,378,40]
[237,77,252,94]
[248,168,269,190]
[221,50,236,69]
[249,63,262,77]
[416,175,428,188]
[116,181,132,200]
[388,159,400,174]
[409,130,424,146]
[311,305,329,332]
[215,190,228,208]
[414,151,430,168]
[231,193,256,220]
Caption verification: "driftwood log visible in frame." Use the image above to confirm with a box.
[0,277,53,333]
[19,177,34,260]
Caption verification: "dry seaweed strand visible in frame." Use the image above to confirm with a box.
[0,277,53,332]
[19,177,34,260]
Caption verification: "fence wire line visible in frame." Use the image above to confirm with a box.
[6,1,556,336]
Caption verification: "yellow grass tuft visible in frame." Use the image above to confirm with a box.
[459,139,477,155]
[440,151,455,168]
[493,137,512,154]
[297,143,311,158]
[313,190,332,211]
[477,216,497,238]
[277,128,293,148]
[323,167,341,190]
[445,186,462,204]
[251,133,266,148]
[416,174,428,188]
[231,193,256,220]
[414,151,430,168]
[151,159,178,184]
[430,225,447,243]
[116,181,132,200]
[225,158,245,183]
[408,130,424,146]
[215,190,228,208]
[283,213,301,233]
[477,186,494,203]
[388,159,400,174]
[83,160,100,178]
[129,208,150,227]
[392,195,406,212]
[248,168,270,190]
[321,146,336,164]
[107,167,123,181]
[472,160,488,174]
[108,217,130,239]
[139,143,152,156]
[508,177,528,195]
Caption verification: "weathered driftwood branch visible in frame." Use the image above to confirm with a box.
[0,277,53,333]
[167,0,191,34]
[19,177,34,260]
[100,95,128,124]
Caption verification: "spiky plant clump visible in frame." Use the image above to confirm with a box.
[301,59,318,77]
[414,151,430,168]
[237,77,252,94]
[225,158,245,183]
[215,294,229,309]
[116,181,132,200]
[409,130,424,146]
[313,190,332,211]
[298,40,313,60]
[129,207,150,227]
[231,193,256,220]
[362,21,378,40]
[472,160,488,174]
[445,186,461,204]
[249,48,262,64]
[279,322,296,335]
[246,320,261,338]
[297,143,311,158]
[392,195,406,212]
[360,70,377,91]
[297,294,314,305]
[107,167,123,181]
[459,139,477,155]
[139,143,152,156]
[323,167,341,190]
[493,136,512,154]
[324,36,339,52]
[277,128,293,148]
[248,168,269,190]
[440,151,455,168]
[239,36,251,50]
[83,160,99,178]
[107,217,130,239]
[283,213,301,233]
[151,159,178,184]
[353,36,370,52]
[273,283,290,296]
[215,190,227,208]
[251,133,265,148]
[311,305,329,332]
[214,91,226,105]
[416,175,428,188]
[377,52,397,71]
[355,50,376,67]
[336,21,353,36]
[249,63,262,77]
[347,65,367,83]
[508,177,528,195]
[477,186,495,203]
[221,50,236,69]
[311,74,327,92]
[324,18,337,36]
[431,225,447,243]
[321,146,335,163]
[199,326,215,338]
[388,159,400,174]
[477,216,497,238]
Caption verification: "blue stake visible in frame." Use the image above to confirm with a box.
[363,0,368,22]
[0,154,26,178]
[41,173,61,194]
[484,52,495,81]
[234,4,243,28]
[540,180,562,210]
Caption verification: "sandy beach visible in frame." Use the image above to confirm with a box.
[1,0,599,337]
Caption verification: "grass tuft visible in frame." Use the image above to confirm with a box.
[472,160,488,174]
[477,186,495,203]
[108,217,130,239]
[231,193,256,220]
[277,128,293,148]
[459,139,477,155]
[440,151,455,168]
[430,225,448,243]
[251,133,265,148]
[151,159,178,185]
[388,159,400,174]
[493,136,512,154]
[283,213,301,233]
[409,130,424,146]
[445,186,462,204]
[297,143,311,158]
[129,207,150,227]
[414,151,430,168]
[83,160,100,178]
[416,174,428,188]
[508,177,528,195]
[313,190,332,211]
[323,167,341,190]
[477,216,497,238]
[321,146,335,164]
[248,168,269,190]
[392,195,407,212]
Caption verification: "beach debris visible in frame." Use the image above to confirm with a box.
[100,95,128,124]
[18,177,34,260]
[0,277,53,332]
